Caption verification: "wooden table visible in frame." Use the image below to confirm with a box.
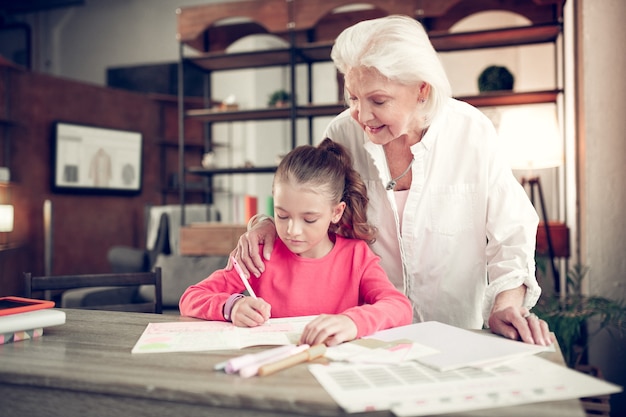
[0,309,586,417]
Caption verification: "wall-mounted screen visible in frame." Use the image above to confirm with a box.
[52,122,142,194]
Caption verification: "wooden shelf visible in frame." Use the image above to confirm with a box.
[184,90,560,123]
[430,24,561,51]
[186,106,291,122]
[187,48,292,72]
[457,89,561,107]
[188,166,277,176]
[187,23,561,73]
[187,41,340,72]
[299,24,562,60]
[298,103,347,117]
[185,104,346,122]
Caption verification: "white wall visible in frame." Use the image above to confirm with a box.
[26,0,240,84]
[580,0,626,414]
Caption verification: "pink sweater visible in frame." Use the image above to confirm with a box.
[179,235,412,338]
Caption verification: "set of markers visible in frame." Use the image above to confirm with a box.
[215,344,327,378]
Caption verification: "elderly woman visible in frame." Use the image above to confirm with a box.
[231,15,551,346]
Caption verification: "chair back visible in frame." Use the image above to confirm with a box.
[24,268,162,314]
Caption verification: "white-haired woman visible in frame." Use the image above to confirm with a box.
[230,15,551,346]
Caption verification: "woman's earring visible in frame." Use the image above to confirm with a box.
[419,97,426,104]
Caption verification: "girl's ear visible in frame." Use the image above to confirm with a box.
[332,202,347,224]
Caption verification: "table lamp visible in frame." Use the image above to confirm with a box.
[498,103,563,292]
[0,204,14,232]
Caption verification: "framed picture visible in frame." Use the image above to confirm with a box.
[52,122,143,194]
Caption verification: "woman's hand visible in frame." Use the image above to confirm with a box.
[488,286,551,346]
[488,289,551,346]
[230,297,271,327]
[489,306,551,345]
[226,216,277,278]
[300,314,358,346]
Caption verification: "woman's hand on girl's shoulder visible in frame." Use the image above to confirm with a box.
[227,217,277,278]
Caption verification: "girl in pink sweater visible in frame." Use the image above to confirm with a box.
[179,139,412,346]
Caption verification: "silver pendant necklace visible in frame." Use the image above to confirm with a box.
[384,128,426,191]
[386,157,414,191]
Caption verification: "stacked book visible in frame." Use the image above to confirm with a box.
[0,296,66,345]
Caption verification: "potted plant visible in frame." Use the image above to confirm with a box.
[268,89,291,107]
[534,263,626,368]
[477,65,514,92]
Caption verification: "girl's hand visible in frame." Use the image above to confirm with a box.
[231,297,271,327]
[300,314,358,346]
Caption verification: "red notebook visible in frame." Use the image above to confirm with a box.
[0,296,55,316]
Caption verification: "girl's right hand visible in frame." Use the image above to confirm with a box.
[227,216,277,278]
[230,297,271,327]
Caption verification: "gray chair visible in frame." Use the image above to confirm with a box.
[61,209,170,310]
[108,212,171,273]
[107,204,221,273]
[23,268,163,314]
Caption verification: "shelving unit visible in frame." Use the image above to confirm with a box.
[152,94,217,204]
[0,60,22,294]
[175,0,565,221]
[158,140,207,202]
[0,59,16,178]
[0,60,19,205]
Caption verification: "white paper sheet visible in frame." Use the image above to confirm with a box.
[366,321,549,371]
[325,340,439,364]
[131,315,315,353]
[308,355,622,415]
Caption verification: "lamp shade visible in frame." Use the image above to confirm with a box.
[0,204,13,232]
[498,103,563,171]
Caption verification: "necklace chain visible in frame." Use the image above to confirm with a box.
[386,157,414,191]
[384,128,426,191]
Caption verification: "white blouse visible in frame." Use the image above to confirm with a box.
[323,99,540,329]
[394,189,410,232]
